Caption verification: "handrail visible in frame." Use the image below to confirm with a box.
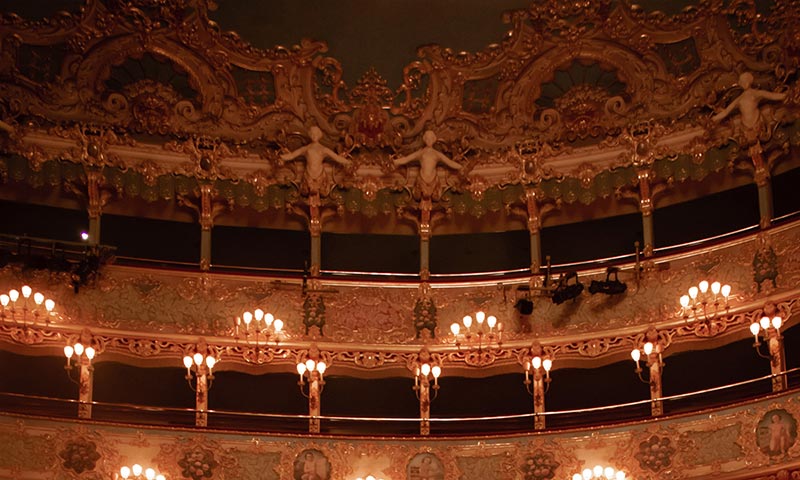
[0,367,795,433]
[101,210,800,281]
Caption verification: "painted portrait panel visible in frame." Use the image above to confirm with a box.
[756,408,798,457]
[293,449,331,480]
[407,452,444,480]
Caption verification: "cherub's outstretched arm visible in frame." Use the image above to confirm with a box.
[322,146,351,166]
[762,90,787,102]
[393,150,422,167]
[437,151,463,171]
[712,97,740,123]
[280,145,309,161]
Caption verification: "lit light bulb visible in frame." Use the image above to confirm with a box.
[760,316,770,330]
[615,471,626,480]
[0,294,8,306]
[420,363,431,377]
[476,311,486,324]
[431,365,442,378]
[679,295,690,308]
[85,347,95,360]
[604,466,615,479]
[273,319,284,332]
[145,468,156,480]
[183,356,193,369]
[45,299,55,311]
[573,474,583,480]
[254,309,264,321]
[542,358,552,372]
[305,359,316,372]
[21,285,31,298]
[264,313,274,326]
[772,316,783,330]
[631,349,641,363]
[643,342,653,356]
[156,475,166,480]
[296,363,307,376]
[532,356,542,370]
[120,466,131,479]
[721,284,731,298]
[193,352,203,365]
[750,322,761,336]
[711,281,721,295]
[243,311,253,325]
[9,289,18,302]
[462,315,472,329]
[582,469,593,480]
[317,362,326,375]
[487,315,497,329]
[698,280,709,294]
[132,464,143,477]
[74,343,84,356]
[688,286,698,299]
[33,292,44,305]
[64,345,74,359]
[450,323,460,336]
[594,465,604,477]
[205,356,216,370]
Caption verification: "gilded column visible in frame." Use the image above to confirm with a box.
[525,189,543,273]
[648,356,663,417]
[767,330,787,392]
[532,370,546,430]
[195,367,209,427]
[751,144,774,229]
[419,198,432,280]
[77,355,93,419]
[637,168,655,257]
[309,193,322,277]
[418,376,431,435]
[199,183,214,271]
[308,371,322,433]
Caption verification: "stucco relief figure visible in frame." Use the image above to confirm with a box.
[293,449,331,480]
[712,72,787,143]
[393,130,462,200]
[407,453,443,480]
[281,126,351,196]
[757,409,797,457]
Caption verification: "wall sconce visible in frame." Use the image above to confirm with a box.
[234,309,284,363]
[750,315,782,358]
[679,280,731,322]
[524,355,553,392]
[235,309,284,342]
[588,267,627,295]
[182,348,217,391]
[296,357,327,395]
[450,311,501,349]
[552,271,584,304]
[572,465,626,480]
[630,341,663,380]
[414,361,442,398]
[0,285,55,324]
[117,464,166,480]
[64,341,96,371]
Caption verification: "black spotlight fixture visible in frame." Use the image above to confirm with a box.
[514,297,534,315]
[551,271,584,305]
[589,266,628,295]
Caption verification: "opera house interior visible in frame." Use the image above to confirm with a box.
[3,0,800,479]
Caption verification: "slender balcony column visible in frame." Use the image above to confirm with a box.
[77,356,93,419]
[195,369,209,427]
[308,371,322,433]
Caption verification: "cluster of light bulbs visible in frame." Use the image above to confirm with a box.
[64,342,96,366]
[449,311,499,336]
[572,465,626,480]
[237,309,284,334]
[297,358,327,380]
[0,285,55,315]
[524,355,552,381]
[630,341,659,369]
[750,315,782,338]
[118,464,165,480]
[679,280,731,311]
[182,352,217,374]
